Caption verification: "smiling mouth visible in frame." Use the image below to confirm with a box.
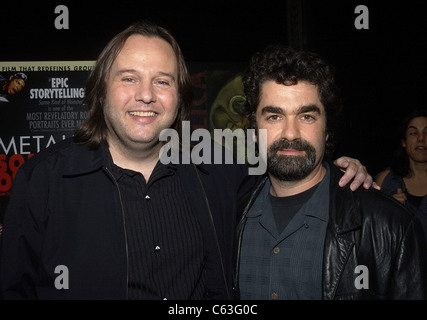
[129,111,158,117]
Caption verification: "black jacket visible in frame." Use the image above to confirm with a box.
[234,164,427,299]
[0,138,259,299]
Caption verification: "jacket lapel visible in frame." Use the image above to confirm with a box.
[322,164,362,299]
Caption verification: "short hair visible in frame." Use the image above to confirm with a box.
[242,44,342,157]
[74,20,192,149]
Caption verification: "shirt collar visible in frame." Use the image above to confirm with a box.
[246,161,330,223]
[102,142,177,181]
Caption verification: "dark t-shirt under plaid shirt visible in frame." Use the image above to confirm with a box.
[239,163,330,300]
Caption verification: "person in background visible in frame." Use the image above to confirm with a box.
[375,109,427,244]
[0,21,373,300]
[234,44,427,300]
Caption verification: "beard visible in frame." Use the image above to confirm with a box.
[267,138,317,181]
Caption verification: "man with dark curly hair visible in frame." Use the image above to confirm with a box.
[0,22,375,300]
[234,44,427,300]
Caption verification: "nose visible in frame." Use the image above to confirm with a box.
[415,130,426,142]
[135,82,156,103]
[280,117,300,141]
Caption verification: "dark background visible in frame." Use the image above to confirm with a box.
[2,0,426,175]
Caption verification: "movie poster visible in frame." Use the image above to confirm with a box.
[188,62,249,165]
[197,62,248,164]
[0,61,94,220]
[0,61,246,221]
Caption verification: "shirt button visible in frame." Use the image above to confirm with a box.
[145,195,150,200]
[273,247,280,254]
[271,292,278,299]
[155,245,160,251]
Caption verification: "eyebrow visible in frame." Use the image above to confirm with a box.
[261,104,321,115]
[261,106,283,115]
[115,69,176,81]
[407,125,427,131]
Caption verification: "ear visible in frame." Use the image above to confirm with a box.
[401,139,407,148]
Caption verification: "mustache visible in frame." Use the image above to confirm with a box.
[269,138,312,153]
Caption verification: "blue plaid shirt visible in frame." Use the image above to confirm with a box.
[239,163,330,300]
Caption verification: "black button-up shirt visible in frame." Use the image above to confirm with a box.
[108,154,205,300]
